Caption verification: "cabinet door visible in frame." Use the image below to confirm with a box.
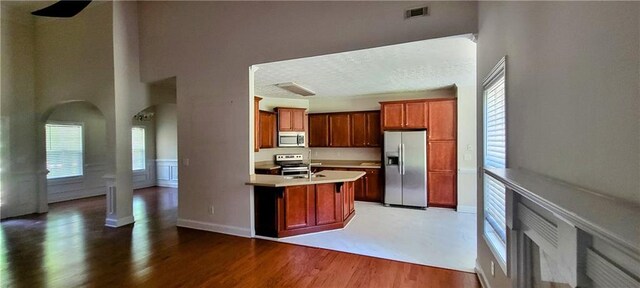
[365,112,381,147]
[349,182,355,215]
[259,111,275,148]
[364,169,382,202]
[282,185,315,230]
[381,103,404,129]
[329,114,350,147]
[350,113,367,147]
[315,184,341,225]
[308,114,329,147]
[349,169,366,201]
[278,109,293,131]
[428,141,456,171]
[254,97,262,152]
[428,172,456,207]
[428,100,456,140]
[291,109,305,131]
[404,101,428,128]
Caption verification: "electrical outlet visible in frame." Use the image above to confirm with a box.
[183,158,190,166]
[490,261,495,276]
[209,205,215,215]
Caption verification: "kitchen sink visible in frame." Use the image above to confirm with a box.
[283,174,327,180]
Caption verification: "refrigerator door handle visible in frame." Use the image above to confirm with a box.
[398,144,402,174]
[401,144,406,175]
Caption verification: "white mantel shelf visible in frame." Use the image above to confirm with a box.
[485,168,640,256]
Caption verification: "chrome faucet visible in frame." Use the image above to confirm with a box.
[308,149,313,180]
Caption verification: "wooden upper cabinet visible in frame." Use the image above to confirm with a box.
[381,103,404,129]
[350,113,367,147]
[404,101,428,128]
[308,114,329,147]
[310,111,380,148]
[380,100,428,130]
[366,112,381,147]
[291,109,305,131]
[329,114,350,147]
[276,107,306,132]
[259,111,276,148]
[428,100,456,140]
[254,97,262,152]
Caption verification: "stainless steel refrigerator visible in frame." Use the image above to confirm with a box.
[384,131,427,207]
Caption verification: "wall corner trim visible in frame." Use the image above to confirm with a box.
[475,260,491,288]
[177,218,252,238]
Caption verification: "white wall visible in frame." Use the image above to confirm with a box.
[476,2,640,287]
[155,103,178,188]
[138,1,478,237]
[46,102,108,202]
[0,4,40,218]
[156,104,178,160]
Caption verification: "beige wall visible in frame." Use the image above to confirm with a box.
[138,1,478,236]
[1,4,39,218]
[155,103,178,160]
[477,2,640,287]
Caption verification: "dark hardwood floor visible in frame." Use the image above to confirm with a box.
[0,187,480,287]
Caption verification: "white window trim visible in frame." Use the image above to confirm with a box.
[132,125,146,172]
[482,56,509,274]
[45,121,85,181]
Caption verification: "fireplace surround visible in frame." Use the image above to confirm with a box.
[482,168,640,288]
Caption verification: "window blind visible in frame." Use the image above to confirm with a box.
[132,127,146,170]
[483,58,507,262]
[46,124,83,179]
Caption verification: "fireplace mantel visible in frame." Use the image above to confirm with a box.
[484,168,640,288]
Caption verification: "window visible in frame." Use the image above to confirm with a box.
[132,127,146,171]
[483,57,507,267]
[46,123,83,179]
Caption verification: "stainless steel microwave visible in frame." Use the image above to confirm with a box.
[278,131,305,147]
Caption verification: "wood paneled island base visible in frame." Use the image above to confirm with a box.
[255,181,356,238]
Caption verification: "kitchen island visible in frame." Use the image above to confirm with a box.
[246,170,365,237]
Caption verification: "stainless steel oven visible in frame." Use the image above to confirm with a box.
[278,131,305,147]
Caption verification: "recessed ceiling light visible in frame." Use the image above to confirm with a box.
[275,82,316,97]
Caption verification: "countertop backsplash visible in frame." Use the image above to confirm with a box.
[311,147,381,161]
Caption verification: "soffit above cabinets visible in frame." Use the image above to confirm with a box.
[254,34,476,99]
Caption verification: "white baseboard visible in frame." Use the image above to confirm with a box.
[475,260,490,288]
[157,181,178,188]
[105,215,135,227]
[177,218,251,238]
[457,205,477,214]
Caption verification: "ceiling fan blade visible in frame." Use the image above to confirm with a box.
[31,0,92,18]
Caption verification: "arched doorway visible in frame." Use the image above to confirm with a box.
[41,101,107,204]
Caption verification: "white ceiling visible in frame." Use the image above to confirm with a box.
[254,34,476,99]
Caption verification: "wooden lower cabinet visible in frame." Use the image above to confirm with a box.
[316,184,342,225]
[428,171,456,208]
[254,182,356,238]
[282,185,315,230]
[347,169,382,202]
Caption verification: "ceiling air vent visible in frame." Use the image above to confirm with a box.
[405,6,428,19]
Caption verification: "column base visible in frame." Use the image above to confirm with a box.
[105,215,135,227]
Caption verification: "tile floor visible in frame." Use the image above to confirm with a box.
[275,201,477,272]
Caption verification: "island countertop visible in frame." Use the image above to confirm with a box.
[246,170,365,187]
